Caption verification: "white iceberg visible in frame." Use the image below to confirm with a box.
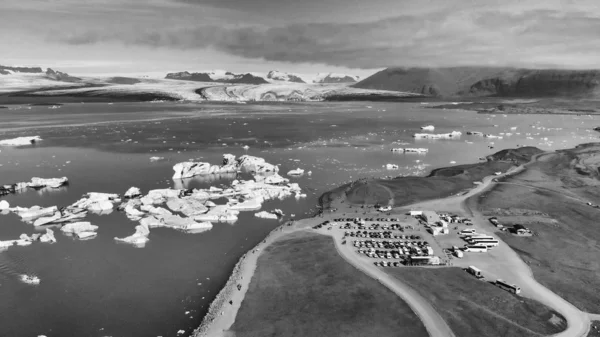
[287,168,305,176]
[69,192,120,213]
[420,125,435,131]
[254,211,278,219]
[20,274,41,285]
[166,197,208,216]
[16,206,59,221]
[0,136,41,146]
[141,189,183,205]
[140,204,172,216]
[39,229,57,243]
[33,212,62,226]
[0,200,9,210]
[227,197,263,211]
[60,221,98,235]
[413,131,462,139]
[237,155,278,174]
[149,156,164,161]
[124,187,142,198]
[115,223,150,247]
[194,205,239,222]
[75,231,97,239]
[28,177,68,189]
[254,173,289,185]
[391,148,428,154]
[385,164,399,170]
[172,154,238,179]
[0,238,33,248]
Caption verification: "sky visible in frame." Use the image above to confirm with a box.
[2,0,600,76]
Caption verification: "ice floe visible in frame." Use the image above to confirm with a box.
[420,125,435,131]
[60,222,98,237]
[115,223,150,247]
[20,274,41,285]
[0,136,42,146]
[391,148,428,154]
[124,187,142,199]
[287,168,305,176]
[413,131,462,139]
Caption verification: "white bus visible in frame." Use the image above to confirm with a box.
[496,279,521,294]
[466,266,484,278]
[465,244,488,253]
[469,239,500,247]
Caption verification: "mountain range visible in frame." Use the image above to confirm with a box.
[165,70,360,85]
[353,67,600,98]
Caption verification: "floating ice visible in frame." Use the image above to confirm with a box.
[420,125,435,131]
[0,136,41,146]
[413,131,461,139]
[287,168,305,176]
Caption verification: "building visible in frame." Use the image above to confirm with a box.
[421,211,440,225]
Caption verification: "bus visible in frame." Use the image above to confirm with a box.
[465,244,488,252]
[466,266,484,279]
[495,279,521,294]
[469,239,500,247]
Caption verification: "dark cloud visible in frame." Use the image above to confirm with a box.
[57,9,600,69]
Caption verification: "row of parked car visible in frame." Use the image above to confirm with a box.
[352,239,425,249]
[344,231,415,239]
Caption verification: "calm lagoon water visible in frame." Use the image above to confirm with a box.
[0,101,598,336]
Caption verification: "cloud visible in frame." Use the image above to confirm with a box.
[53,6,600,69]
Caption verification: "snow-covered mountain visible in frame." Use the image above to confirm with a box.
[312,73,360,84]
[266,70,305,83]
[165,70,268,84]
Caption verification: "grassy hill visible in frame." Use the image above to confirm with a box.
[354,67,600,98]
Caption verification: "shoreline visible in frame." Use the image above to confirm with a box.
[191,218,316,337]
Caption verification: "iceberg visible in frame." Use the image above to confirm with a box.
[16,206,59,221]
[166,197,208,216]
[194,205,239,222]
[0,238,33,248]
[0,136,41,146]
[60,221,98,235]
[413,131,462,139]
[124,187,142,198]
[420,125,435,131]
[254,209,283,219]
[28,177,68,189]
[141,214,213,231]
[75,231,97,239]
[140,204,172,216]
[69,192,120,213]
[115,223,150,247]
[172,154,238,179]
[20,274,41,285]
[287,168,305,176]
[39,229,57,243]
[141,188,183,205]
[0,200,9,210]
[391,148,428,154]
[237,155,278,174]
[227,196,263,211]
[386,164,399,170]
[33,212,62,226]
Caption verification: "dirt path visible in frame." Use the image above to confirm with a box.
[404,155,591,337]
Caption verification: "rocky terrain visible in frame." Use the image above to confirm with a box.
[354,67,600,98]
